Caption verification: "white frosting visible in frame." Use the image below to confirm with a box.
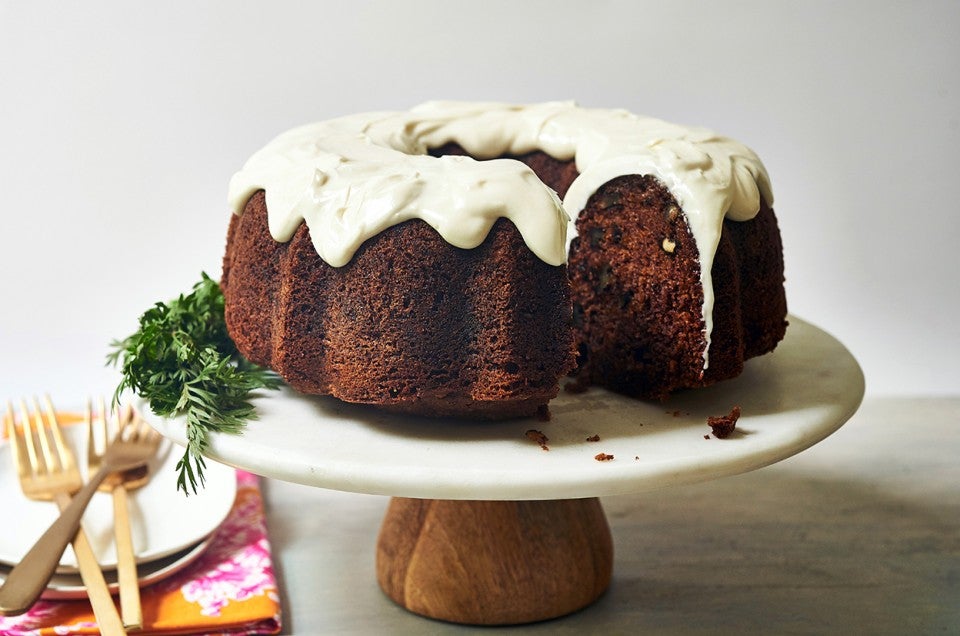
[228,101,773,366]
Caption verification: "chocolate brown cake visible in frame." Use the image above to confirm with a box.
[221,102,787,416]
[222,191,576,418]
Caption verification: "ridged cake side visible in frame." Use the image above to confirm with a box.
[222,191,577,418]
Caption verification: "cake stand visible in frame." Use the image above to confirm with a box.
[147,316,864,625]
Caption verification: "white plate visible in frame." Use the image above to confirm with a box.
[0,422,236,572]
[0,535,213,600]
[150,315,864,500]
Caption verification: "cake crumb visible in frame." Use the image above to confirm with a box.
[594,453,614,462]
[707,406,742,439]
[586,434,600,442]
[525,429,550,451]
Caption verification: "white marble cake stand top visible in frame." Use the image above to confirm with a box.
[147,316,864,500]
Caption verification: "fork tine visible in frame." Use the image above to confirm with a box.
[99,395,111,450]
[113,404,134,437]
[5,401,29,482]
[17,398,40,475]
[3,401,12,443]
[123,404,144,439]
[84,397,96,470]
[105,396,114,441]
[41,395,74,472]
[113,401,125,438]
[30,396,61,474]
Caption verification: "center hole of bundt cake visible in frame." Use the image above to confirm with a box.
[428,143,580,199]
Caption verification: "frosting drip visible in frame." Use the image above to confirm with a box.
[228,112,567,267]
[228,101,773,365]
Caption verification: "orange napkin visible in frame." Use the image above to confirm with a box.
[0,470,282,635]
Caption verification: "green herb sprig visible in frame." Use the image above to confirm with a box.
[107,273,281,494]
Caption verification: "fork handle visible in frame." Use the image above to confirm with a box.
[113,485,143,629]
[55,493,127,635]
[0,465,110,615]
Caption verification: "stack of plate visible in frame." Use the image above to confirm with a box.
[0,427,237,600]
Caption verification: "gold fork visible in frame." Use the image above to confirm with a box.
[89,398,153,630]
[0,397,126,635]
[0,396,160,625]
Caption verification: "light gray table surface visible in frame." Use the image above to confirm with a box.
[260,396,959,634]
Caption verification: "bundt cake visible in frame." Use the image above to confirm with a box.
[221,101,787,417]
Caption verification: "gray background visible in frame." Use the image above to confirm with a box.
[1,1,957,399]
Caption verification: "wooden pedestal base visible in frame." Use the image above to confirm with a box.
[376,497,613,625]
